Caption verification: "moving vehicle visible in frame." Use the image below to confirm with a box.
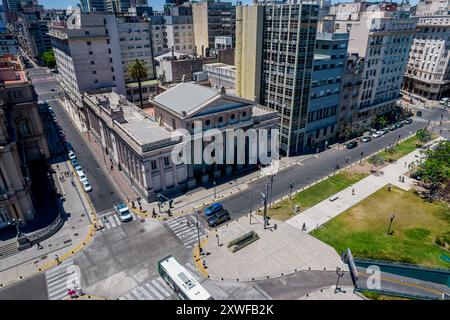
[371,131,383,138]
[403,118,412,124]
[158,255,213,300]
[68,150,76,160]
[82,180,92,192]
[346,140,358,149]
[207,209,231,227]
[361,136,372,143]
[204,203,223,217]
[114,202,133,222]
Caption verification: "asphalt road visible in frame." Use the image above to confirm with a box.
[0,273,48,300]
[220,109,449,219]
[29,69,122,214]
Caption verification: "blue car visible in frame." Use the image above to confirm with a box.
[204,203,224,217]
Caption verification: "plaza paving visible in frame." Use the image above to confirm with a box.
[200,215,348,281]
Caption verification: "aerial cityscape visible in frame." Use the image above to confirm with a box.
[0,0,448,305]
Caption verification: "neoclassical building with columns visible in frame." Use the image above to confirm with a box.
[81,82,278,201]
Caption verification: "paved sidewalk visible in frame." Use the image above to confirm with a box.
[0,160,95,288]
[299,286,364,300]
[286,138,443,233]
[198,215,348,281]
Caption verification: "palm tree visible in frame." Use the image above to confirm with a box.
[128,59,148,108]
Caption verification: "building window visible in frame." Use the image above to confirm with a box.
[92,70,96,74]
[151,160,157,170]
[89,51,93,55]
[90,61,95,65]
[205,119,211,126]
[164,157,170,167]
[87,41,92,45]
[242,111,247,117]
[230,114,236,120]
[18,119,31,136]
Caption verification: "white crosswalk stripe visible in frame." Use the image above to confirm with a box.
[164,214,208,248]
[98,211,137,232]
[119,274,176,300]
[45,260,81,300]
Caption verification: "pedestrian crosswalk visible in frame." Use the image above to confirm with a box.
[165,214,208,248]
[98,211,137,231]
[45,260,80,300]
[119,262,200,300]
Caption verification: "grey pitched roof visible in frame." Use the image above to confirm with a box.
[153,82,220,117]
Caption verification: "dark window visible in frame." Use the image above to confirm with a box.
[87,41,92,45]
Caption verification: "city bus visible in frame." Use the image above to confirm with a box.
[157,255,213,300]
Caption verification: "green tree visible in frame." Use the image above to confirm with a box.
[416,129,431,143]
[376,116,388,129]
[127,59,148,108]
[42,50,56,68]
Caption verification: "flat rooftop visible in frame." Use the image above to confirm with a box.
[87,92,174,151]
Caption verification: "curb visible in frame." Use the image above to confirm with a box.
[193,238,209,279]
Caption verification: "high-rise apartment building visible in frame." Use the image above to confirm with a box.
[236,2,319,156]
[165,15,194,54]
[80,0,107,13]
[332,2,416,130]
[49,13,126,131]
[402,1,450,102]
[117,15,155,81]
[192,1,235,57]
[305,32,348,151]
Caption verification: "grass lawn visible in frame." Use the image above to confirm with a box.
[378,135,422,161]
[311,187,450,269]
[265,172,368,221]
[378,132,437,162]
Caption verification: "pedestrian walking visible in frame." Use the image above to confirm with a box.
[404,161,407,168]
[302,223,307,231]
[352,188,355,195]
[388,184,392,192]
[55,254,61,265]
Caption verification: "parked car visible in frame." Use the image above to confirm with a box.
[388,125,397,131]
[78,173,88,183]
[416,111,422,117]
[204,203,224,217]
[114,202,132,222]
[82,180,92,192]
[371,131,383,138]
[361,136,372,143]
[207,210,231,227]
[381,128,389,135]
[346,141,358,149]
[71,158,79,167]
[394,122,404,128]
[68,150,76,160]
[439,97,449,105]
[403,118,412,124]
[74,164,82,173]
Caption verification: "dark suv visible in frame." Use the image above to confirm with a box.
[346,141,358,149]
[207,210,231,227]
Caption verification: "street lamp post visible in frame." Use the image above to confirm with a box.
[213,180,216,199]
[335,267,345,293]
[360,152,364,166]
[268,174,274,208]
[289,182,295,200]
[387,214,396,235]
[195,208,202,255]
[397,134,401,145]
[216,233,220,246]
[263,184,269,229]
